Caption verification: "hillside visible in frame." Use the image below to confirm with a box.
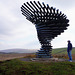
[0,59,75,75]
[0,47,75,54]
[52,47,75,54]
[0,49,37,53]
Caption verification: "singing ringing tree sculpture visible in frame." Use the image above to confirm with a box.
[21,1,69,58]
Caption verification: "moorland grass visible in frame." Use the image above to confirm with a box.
[52,47,75,59]
[0,59,75,75]
[52,47,75,54]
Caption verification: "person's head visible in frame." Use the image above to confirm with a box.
[67,40,70,43]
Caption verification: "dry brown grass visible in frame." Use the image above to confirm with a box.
[0,53,34,61]
[52,54,75,60]
[23,54,36,58]
[0,53,75,61]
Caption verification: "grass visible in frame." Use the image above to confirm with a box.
[0,59,75,75]
[0,48,75,75]
[52,47,75,60]
[22,47,75,60]
[52,47,67,54]
[23,53,36,58]
[52,47,75,54]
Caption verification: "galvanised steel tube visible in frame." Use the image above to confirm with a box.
[21,1,69,58]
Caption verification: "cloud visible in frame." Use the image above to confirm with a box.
[42,0,75,9]
[0,0,75,50]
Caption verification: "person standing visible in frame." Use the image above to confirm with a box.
[67,40,72,62]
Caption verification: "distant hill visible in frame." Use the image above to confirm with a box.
[0,47,75,54]
[0,49,38,53]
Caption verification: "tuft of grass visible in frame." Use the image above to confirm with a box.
[0,59,75,75]
[23,54,36,58]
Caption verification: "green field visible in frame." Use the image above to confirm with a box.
[0,59,75,75]
[52,47,75,54]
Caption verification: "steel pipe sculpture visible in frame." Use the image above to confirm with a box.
[21,1,69,58]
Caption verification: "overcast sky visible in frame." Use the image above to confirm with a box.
[0,0,75,50]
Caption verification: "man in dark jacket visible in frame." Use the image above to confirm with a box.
[67,40,72,62]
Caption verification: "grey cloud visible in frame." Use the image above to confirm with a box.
[0,16,15,35]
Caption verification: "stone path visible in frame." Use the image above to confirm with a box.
[20,58,75,62]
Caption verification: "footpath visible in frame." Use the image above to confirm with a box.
[20,58,75,62]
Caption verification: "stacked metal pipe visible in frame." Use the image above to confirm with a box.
[21,1,69,58]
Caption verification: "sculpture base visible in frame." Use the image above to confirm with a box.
[36,49,52,58]
[30,58,58,62]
